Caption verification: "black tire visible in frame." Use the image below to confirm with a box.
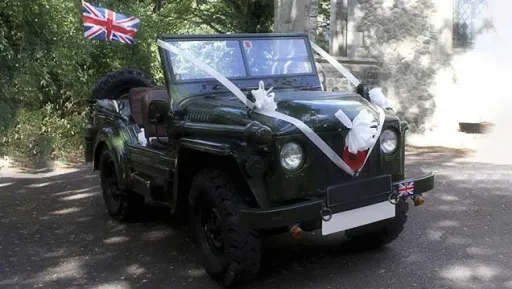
[189,169,261,287]
[345,199,409,250]
[99,149,145,222]
[92,68,156,100]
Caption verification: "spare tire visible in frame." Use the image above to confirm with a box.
[91,68,156,100]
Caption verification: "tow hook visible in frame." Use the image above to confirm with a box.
[388,191,400,205]
[320,206,332,222]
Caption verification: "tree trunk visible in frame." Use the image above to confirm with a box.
[330,0,347,56]
[274,0,318,41]
[154,0,163,12]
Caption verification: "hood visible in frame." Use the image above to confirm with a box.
[249,90,398,135]
[181,90,399,136]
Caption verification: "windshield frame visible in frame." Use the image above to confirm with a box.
[157,33,323,109]
[158,33,320,84]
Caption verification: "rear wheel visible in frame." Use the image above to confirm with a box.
[99,150,144,222]
[189,169,261,287]
[345,199,409,250]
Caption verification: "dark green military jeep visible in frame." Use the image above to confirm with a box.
[84,33,434,287]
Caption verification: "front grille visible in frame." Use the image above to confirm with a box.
[268,130,384,203]
[309,131,382,193]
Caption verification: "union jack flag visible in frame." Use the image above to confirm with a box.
[398,181,415,197]
[82,1,140,44]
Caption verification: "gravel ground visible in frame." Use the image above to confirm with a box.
[1,147,511,289]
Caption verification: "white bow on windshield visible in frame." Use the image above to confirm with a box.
[251,81,277,112]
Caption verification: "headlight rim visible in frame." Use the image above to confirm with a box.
[379,128,399,155]
[279,141,306,172]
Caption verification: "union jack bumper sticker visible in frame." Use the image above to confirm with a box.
[398,181,415,197]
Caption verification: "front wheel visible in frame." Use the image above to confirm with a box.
[189,169,261,287]
[345,199,409,250]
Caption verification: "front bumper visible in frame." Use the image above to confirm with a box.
[240,172,435,229]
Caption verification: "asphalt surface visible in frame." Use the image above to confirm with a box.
[1,147,512,289]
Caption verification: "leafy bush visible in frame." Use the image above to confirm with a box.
[0,0,274,168]
[2,105,86,168]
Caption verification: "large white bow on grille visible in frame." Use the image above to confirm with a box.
[335,109,379,154]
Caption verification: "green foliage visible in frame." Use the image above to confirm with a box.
[0,0,275,168]
[3,106,86,168]
[193,0,274,33]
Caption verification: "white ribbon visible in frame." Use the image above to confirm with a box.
[157,39,355,176]
[309,41,361,87]
[157,39,388,176]
[310,40,388,175]
[309,41,392,111]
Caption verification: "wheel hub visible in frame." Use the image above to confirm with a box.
[104,161,121,203]
[201,205,224,255]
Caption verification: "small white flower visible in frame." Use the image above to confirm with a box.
[251,81,277,112]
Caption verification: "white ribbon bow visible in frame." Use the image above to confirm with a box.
[251,81,277,112]
[335,109,379,154]
[369,87,391,109]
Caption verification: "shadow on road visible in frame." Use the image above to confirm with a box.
[1,148,512,289]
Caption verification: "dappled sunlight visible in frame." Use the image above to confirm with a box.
[31,257,85,284]
[103,236,130,244]
[91,281,131,289]
[466,246,494,256]
[125,264,147,276]
[42,250,68,258]
[25,181,55,188]
[59,192,98,201]
[50,207,83,215]
[445,235,472,246]
[0,181,14,188]
[141,229,175,241]
[440,262,503,284]
[52,187,98,197]
[108,223,127,232]
[426,229,446,241]
[434,205,470,212]
[436,193,459,202]
[435,220,461,228]
[76,217,93,222]
[186,268,207,278]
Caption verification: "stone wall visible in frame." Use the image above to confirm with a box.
[336,0,453,132]
[274,0,456,132]
[315,57,382,92]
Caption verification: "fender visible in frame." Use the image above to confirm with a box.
[171,138,271,214]
[93,126,131,191]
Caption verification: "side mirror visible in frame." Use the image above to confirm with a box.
[355,83,370,101]
[148,100,168,125]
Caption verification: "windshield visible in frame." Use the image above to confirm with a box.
[243,39,313,76]
[167,37,314,82]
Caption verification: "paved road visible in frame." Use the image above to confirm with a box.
[1,148,511,289]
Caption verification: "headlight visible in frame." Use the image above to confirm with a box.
[280,142,304,171]
[380,129,398,154]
